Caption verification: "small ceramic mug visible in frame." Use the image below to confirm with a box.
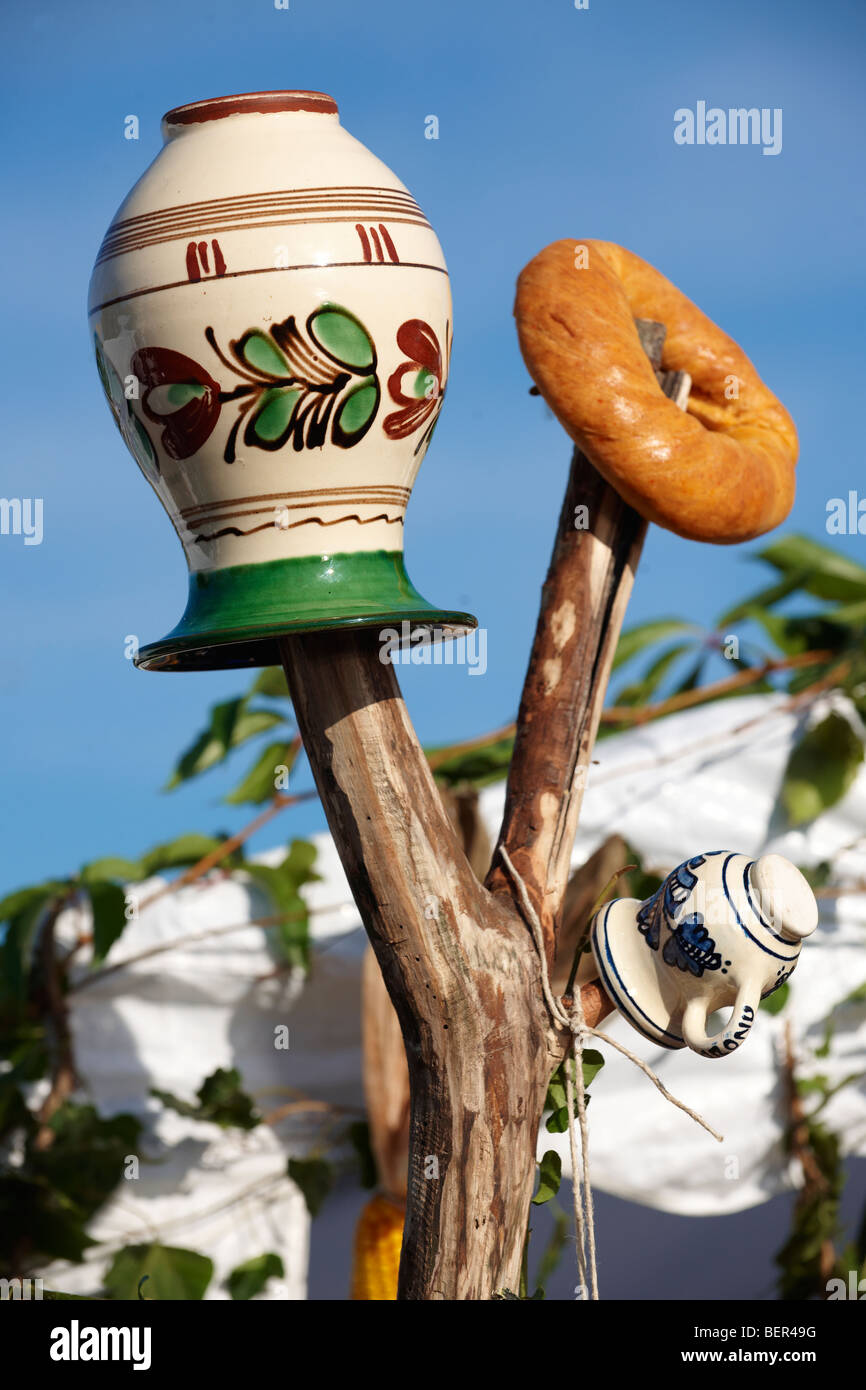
[589,850,818,1058]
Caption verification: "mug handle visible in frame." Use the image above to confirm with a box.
[681,977,763,1058]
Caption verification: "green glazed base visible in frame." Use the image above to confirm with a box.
[135,550,477,671]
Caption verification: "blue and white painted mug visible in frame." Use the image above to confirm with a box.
[589,851,818,1058]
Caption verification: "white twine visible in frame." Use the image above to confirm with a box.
[499,846,723,1302]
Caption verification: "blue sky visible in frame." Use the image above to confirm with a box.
[1,0,864,895]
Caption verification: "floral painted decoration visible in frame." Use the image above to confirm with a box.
[383,319,448,456]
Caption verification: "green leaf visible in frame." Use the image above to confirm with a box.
[614,642,692,706]
[0,1083,32,1141]
[815,1017,835,1059]
[80,857,145,884]
[151,1066,260,1131]
[545,1105,570,1133]
[1,891,61,1001]
[780,712,864,826]
[759,535,866,602]
[139,833,226,878]
[42,1289,96,1300]
[249,666,291,699]
[827,598,866,626]
[166,697,286,789]
[672,654,707,694]
[796,1074,829,1097]
[760,981,790,1015]
[86,881,129,966]
[581,1048,605,1086]
[0,1175,96,1265]
[29,1104,142,1219]
[534,1203,569,1295]
[0,882,65,925]
[347,1120,378,1190]
[797,861,833,889]
[613,619,698,671]
[243,839,319,971]
[104,1244,213,1301]
[225,1252,284,1301]
[718,568,813,625]
[288,1156,334,1217]
[843,980,866,1005]
[532,1150,562,1205]
[429,734,515,788]
[224,740,298,806]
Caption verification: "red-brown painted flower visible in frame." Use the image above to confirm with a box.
[383,320,445,446]
[132,347,222,460]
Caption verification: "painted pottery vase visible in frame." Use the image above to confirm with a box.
[88,90,475,670]
[589,851,817,1058]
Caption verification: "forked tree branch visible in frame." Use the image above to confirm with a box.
[280,318,688,1299]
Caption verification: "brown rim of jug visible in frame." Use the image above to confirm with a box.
[163,90,339,128]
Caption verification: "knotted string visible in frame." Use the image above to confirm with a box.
[499,846,723,1301]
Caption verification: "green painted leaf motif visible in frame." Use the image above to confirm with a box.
[413,367,436,399]
[236,330,290,378]
[251,387,302,443]
[310,307,375,369]
[333,378,379,444]
[127,414,158,480]
[145,383,207,413]
[94,337,125,416]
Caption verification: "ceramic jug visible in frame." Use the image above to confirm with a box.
[589,850,818,1058]
[89,90,475,670]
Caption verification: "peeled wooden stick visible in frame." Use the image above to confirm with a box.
[486,321,691,984]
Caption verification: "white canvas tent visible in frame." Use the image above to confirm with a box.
[38,692,866,1297]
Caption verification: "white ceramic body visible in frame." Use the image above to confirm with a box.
[88,92,472,669]
[590,851,817,1058]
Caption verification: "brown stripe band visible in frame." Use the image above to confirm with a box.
[99,197,423,250]
[96,214,431,265]
[180,486,411,518]
[106,187,421,236]
[88,259,448,315]
[105,186,421,235]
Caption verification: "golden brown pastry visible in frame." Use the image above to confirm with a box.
[514,240,797,543]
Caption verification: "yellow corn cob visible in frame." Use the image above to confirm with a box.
[350,1194,405,1300]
